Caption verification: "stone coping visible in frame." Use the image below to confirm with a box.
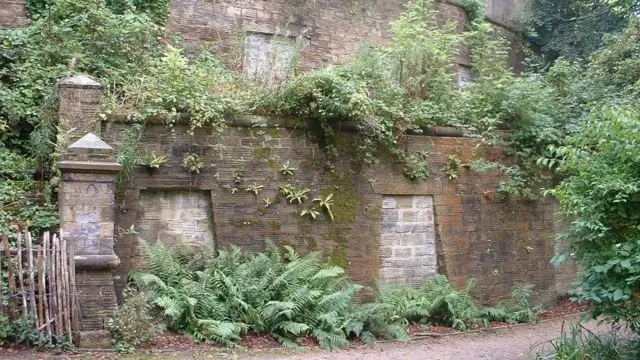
[74,254,121,270]
[108,113,468,138]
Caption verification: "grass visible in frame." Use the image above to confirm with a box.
[533,322,640,360]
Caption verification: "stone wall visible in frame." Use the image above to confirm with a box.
[104,116,570,306]
[168,0,525,73]
[0,0,27,27]
[0,1,525,74]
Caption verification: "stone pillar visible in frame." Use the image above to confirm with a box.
[58,75,103,145]
[58,133,122,348]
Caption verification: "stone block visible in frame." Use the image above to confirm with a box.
[77,330,112,349]
[381,197,397,209]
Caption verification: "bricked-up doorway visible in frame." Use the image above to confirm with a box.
[131,190,215,268]
[380,195,437,285]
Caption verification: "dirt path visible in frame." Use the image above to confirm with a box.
[237,315,602,360]
[0,314,614,360]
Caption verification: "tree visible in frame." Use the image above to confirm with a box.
[523,0,640,63]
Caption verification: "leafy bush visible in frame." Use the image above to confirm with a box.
[132,240,405,349]
[0,315,45,347]
[106,287,164,352]
[549,107,640,334]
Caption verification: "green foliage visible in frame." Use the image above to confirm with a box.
[0,315,11,346]
[0,0,165,223]
[0,315,46,347]
[26,0,170,26]
[523,0,638,63]
[535,324,638,360]
[480,284,542,325]
[280,185,310,204]
[181,153,204,174]
[373,276,479,331]
[403,151,430,181]
[280,161,297,178]
[312,193,335,221]
[106,287,164,352]
[107,46,248,135]
[245,183,264,196]
[0,149,58,233]
[548,107,640,334]
[443,155,461,180]
[420,275,479,330]
[133,240,405,349]
[300,207,321,220]
[138,153,167,169]
[374,278,542,331]
[262,198,274,208]
[461,0,486,29]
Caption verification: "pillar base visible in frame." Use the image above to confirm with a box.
[76,330,111,349]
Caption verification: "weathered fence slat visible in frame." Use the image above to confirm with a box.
[0,230,76,343]
[26,232,37,324]
[16,233,27,318]
[43,232,52,336]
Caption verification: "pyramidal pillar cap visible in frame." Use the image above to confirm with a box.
[58,133,122,173]
[58,75,102,89]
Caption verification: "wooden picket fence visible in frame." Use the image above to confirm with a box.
[0,231,76,344]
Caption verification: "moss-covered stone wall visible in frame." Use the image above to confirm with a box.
[105,116,572,306]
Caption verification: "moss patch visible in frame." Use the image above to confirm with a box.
[254,146,270,160]
[329,244,348,270]
[320,172,359,224]
[267,127,284,138]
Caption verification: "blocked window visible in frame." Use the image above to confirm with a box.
[243,32,297,84]
[135,190,214,248]
[456,65,474,88]
[379,195,437,285]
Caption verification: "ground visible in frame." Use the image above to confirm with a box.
[0,313,618,360]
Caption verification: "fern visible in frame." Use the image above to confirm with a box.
[133,239,373,348]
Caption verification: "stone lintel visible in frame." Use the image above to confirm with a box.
[74,254,121,270]
[58,161,122,173]
[58,75,102,90]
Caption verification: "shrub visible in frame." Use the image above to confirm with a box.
[106,287,164,352]
[549,107,640,334]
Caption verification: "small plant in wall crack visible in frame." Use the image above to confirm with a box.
[279,184,310,204]
[300,207,320,220]
[246,183,264,195]
[262,198,274,208]
[280,161,297,178]
[233,166,244,184]
[288,187,310,204]
[222,185,240,194]
[279,184,294,197]
[182,153,204,174]
[443,155,461,180]
[313,193,335,221]
[138,153,167,169]
[403,151,430,180]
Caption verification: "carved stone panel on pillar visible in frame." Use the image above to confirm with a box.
[58,133,121,348]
